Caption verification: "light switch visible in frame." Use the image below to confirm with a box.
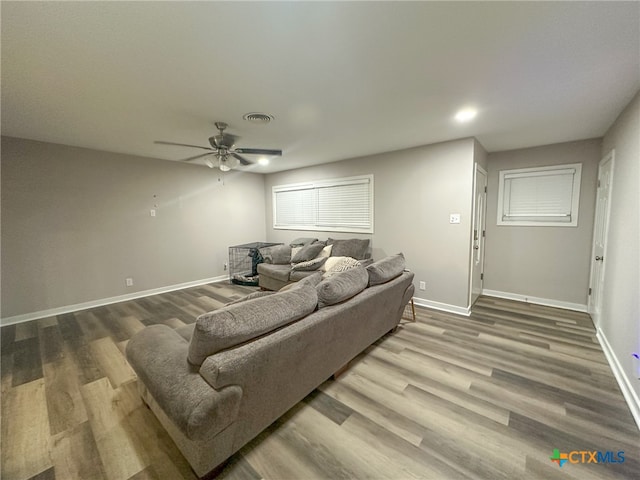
[150,209,156,217]
[450,213,461,224]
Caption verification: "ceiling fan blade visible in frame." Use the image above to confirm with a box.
[234,147,282,156]
[180,152,217,162]
[154,141,214,151]
[231,152,253,166]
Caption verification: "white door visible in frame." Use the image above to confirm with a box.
[588,150,614,327]
[470,165,487,306]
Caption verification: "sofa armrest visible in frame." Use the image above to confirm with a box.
[126,324,242,441]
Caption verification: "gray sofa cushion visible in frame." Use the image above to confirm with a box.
[367,253,406,286]
[188,285,318,365]
[125,325,242,441]
[316,265,369,308]
[327,238,370,260]
[296,271,323,287]
[260,244,291,264]
[226,290,275,305]
[291,256,328,271]
[175,323,195,341]
[281,271,323,290]
[291,243,325,263]
[289,237,318,247]
[257,263,291,282]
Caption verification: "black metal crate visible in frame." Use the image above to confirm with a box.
[228,242,281,286]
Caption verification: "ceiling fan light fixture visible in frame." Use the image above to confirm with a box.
[243,112,274,124]
[204,157,214,168]
[218,154,240,172]
[258,157,270,166]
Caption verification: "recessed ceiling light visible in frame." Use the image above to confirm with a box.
[455,108,477,123]
[258,158,270,166]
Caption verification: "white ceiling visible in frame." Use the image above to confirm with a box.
[2,1,639,173]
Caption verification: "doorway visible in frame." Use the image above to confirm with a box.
[470,164,487,307]
[588,150,615,327]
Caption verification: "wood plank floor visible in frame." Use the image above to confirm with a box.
[1,284,638,480]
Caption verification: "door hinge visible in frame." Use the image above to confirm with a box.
[598,180,601,188]
[482,230,486,238]
[588,287,592,295]
[484,186,487,193]
[480,273,484,280]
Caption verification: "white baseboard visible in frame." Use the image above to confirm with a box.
[0,275,230,326]
[482,289,587,313]
[597,328,640,431]
[412,296,471,317]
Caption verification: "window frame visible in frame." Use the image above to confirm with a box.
[273,174,374,234]
[496,163,582,227]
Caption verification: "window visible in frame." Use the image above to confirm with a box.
[273,175,373,233]
[497,163,582,227]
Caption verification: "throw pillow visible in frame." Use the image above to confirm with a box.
[327,238,370,259]
[188,285,318,365]
[291,256,328,271]
[291,243,325,263]
[289,237,318,247]
[316,265,368,308]
[322,256,361,278]
[318,244,333,258]
[367,253,406,286]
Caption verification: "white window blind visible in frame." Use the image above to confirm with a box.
[273,175,373,233]
[273,188,317,227]
[497,164,582,227]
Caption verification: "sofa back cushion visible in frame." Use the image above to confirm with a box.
[260,244,291,264]
[225,290,275,306]
[289,237,318,247]
[316,265,369,308]
[188,285,318,365]
[291,243,325,263]
[367,253,406,286]
[327,238,370,259]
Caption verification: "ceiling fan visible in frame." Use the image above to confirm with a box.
[155,122,282,171]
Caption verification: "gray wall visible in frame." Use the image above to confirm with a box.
[1,136,266,319]
[600,90,640,417]
[264,138,477,311]
[483,139,601,306]
[474,138,488,171]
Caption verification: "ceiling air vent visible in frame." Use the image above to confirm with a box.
[243,112,274,124]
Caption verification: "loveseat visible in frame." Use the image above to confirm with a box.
[257,237,371,291]
[126,253,414,478]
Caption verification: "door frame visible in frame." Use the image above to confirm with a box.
[588,149,615,327]
[469,163,488,308]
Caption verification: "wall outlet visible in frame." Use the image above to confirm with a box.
[223,263,228,271]
[419,281,426,290]
[125,277,134,287]
[150,209,156,217]
[449,213,461,224]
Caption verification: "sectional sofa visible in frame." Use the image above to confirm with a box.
[257,237,371,290]
[126,253,414,478]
